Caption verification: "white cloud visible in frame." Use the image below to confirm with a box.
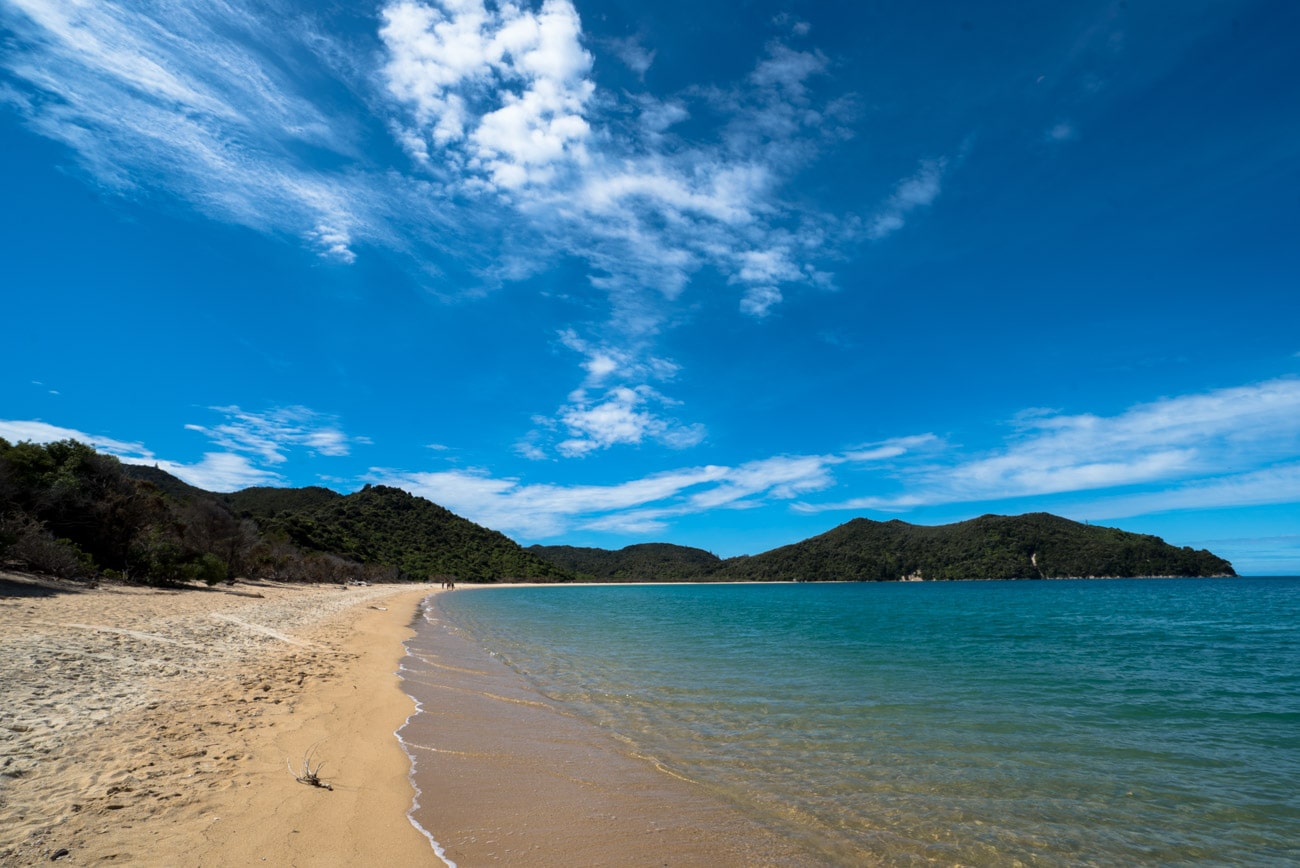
[185,406,362,464]
[379,0,594,191]
[1047,121,1077,142]
[0,420,150,457]
[0,0,374,263]
[606,35,655,78]
[1,405,366,491]
[0,418,278,491]
[867,159,946,240]
[378,7,859,448]
[635,96,688,134]
[1077,462,1300,520]
[370,464,731,537]
[138,452,280,492]
[750,43,827,98]
[739,285,782,317]
[555,386,705,457]
[797,377,1300,515]
[370,435,936,540]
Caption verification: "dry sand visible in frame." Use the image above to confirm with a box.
[0,572,438,866]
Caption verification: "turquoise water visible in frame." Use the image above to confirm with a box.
[429,579,1300,865]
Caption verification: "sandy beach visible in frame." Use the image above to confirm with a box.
[2,575,829,867]
[0,572,437,866]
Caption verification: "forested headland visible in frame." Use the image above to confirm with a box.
[531,512,1235,582]
[1,439,1234,587]
[0,439,573,585]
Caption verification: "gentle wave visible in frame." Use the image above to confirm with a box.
[422,579,1300,865]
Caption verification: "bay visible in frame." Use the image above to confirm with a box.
[419,578,1300,865]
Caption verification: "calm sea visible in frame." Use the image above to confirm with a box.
[415,579,1300,865]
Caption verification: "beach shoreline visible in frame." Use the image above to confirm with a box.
[0,572,438,866]
[405,586,828,867]
[5,576,826,867]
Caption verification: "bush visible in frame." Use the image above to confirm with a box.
[0,513,97,579]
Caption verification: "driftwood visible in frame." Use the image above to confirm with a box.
[288,743,333,791]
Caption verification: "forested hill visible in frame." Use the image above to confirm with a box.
[708,513,1235,581]
[527,542,724,581]
[251,484,574,582]
[0,438,575,585]
[2,439,1235,587]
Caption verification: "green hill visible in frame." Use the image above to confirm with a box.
[222,485,343,517]
[710,513,1235,581]
[4,439,1236,587]
[120,463,211,502]
[4,439,576,584]
[527,542,723,581]
[266,484,575,582]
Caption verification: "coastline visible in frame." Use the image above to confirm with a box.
[403,586,827,867]
[0,573,437,866]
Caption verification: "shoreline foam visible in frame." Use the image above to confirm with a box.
[399,588,827,867]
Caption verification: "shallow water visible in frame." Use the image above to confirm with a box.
[416,579,1300,865]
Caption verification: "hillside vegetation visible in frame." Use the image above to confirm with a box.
[529,514,1234,581]
[253,484,573,582]
[1,438,1234,587]
[0,438,574,585]
[527,542,724,581]
[710,513,1235,581]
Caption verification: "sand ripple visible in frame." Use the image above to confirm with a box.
[0,573,421,865]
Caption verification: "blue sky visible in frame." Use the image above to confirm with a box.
[2,0,1298,574]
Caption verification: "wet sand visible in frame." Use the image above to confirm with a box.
[403,588,826,867]
[3,574,826,866]
[0,572,436,866]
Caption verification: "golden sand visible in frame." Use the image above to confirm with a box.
[0,573,436,866]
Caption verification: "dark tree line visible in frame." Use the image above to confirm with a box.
[2,439,1235,587]
[0,439,573,586]
[527,515,1237,581]
[710,513,1236,581]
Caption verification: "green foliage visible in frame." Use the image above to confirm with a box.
[527,543,723,581]
[709,513,1236,582]
[126,529,226,586]
[1,439,164,578]
[264,485,575,582]
[222,485,342,518]
[2,440,1236,588]
[0,513,96,579]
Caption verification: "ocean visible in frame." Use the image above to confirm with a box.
[404,578,1300,865]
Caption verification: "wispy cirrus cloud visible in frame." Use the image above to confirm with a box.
[372,436,935,538]
[9,377,1296,544]
[796,377,1300,516]
[185,406,367,465]
[0,419,151,457]
[0,405,364,492]
[0,0,378,262]
[866,158,946,240]
[0,418,276,490]
[2,0,946,458]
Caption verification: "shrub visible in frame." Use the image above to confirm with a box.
[0,513,96,579]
